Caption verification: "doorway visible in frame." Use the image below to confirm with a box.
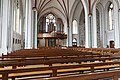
[72,38,77,47]
[109,40,114,48]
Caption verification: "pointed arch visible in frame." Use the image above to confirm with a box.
[92,0,103,48]
[104,0,120,48]
[111,0,119,48]
[96,3,106,48]
[81,0,89,48]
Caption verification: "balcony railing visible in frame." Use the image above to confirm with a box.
[37,32,67,39]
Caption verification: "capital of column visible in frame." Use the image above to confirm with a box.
[32,7,37,11]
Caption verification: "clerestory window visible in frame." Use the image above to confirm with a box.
[108,3,113,30]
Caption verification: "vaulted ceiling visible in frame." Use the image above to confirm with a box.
[36,0,99,15]
[32,0,120,21]
[37,0,75,15]
[36,0,76,21]
[35,0,106,23]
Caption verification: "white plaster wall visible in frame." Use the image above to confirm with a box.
[107,30,114,45]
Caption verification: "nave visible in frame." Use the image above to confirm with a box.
[0,0,120,80]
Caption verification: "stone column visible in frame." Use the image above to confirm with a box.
[81,0,91,48]
[1,0,9,55]
[92,5,97,48]
[77,23,80,47]
[88,15,92,48]
[25,0,33,49]
[68,25,72,47]
[84,14,90,48]
[67,27,69,47]
[32,7,37,49]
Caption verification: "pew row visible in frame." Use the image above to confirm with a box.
[45,69,120,80]
[0,56,119,68]
[0,61,120,80]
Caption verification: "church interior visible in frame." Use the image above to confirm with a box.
[0,0,120,80]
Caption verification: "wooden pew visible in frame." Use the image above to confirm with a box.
[0,48,119,80]
[0,48,116,69]
[70,47,119,55]
[2,49,111,59]
[0,56,119,68]
[0,61,120,80]
[45,70,120,80]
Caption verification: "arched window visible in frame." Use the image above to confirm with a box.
[108,3,113,30]
[73,20,78,34]
[14,0,21,34]
[13,8,16,31]
[16,6,20,33]
[19,19,22,34]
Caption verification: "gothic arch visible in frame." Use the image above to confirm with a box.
[111,0,119,48]
[96,3,106,48]
[72,19,79,46]
[68,0,80,46]
[81,0,90,48]
[79,10,85,47]
[90,0,100,48]
[105,0,119,48]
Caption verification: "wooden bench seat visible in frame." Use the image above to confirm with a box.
[0,65,119,80]
[0,61,120,80]
[5,49,105,58]
[0,55,112,63]
[0,48,119,80]
[46,69,120,80]
[0,55,119,71]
